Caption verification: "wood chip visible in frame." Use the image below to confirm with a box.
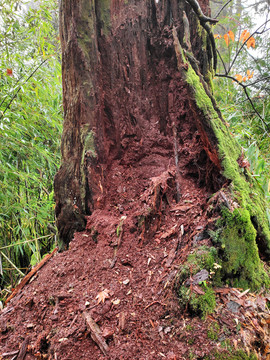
[83,311,109,356]
[170,204,193,212]
[119,311,126,331]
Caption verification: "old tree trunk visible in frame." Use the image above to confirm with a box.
[54,0,270,291]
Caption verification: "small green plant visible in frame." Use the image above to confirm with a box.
[207,322,220,341]
[186,324,193,331]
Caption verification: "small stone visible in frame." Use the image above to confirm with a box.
[227,300,241,313]
[164,326,171,334]
[123,279,130,285]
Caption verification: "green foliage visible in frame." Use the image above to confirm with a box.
[212,0,270,206]
[0,0,62,288]
[177,246,219,318]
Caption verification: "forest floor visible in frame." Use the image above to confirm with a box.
[1,129,270,359]
[1,171,269,359]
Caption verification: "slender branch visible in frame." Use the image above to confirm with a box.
[228,19,270,74]
[245,75,270,88]
[214,0,233,18]
[186,0,219,23]
[215,73,269,132]
[216,48,227,73]
[0,58,48,121]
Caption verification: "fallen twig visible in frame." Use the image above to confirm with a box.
[5,247,58,305]
[144,301,166,310]
[2,351,19,358]
[83,311,109,356]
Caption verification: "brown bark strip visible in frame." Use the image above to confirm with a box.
[17,336,29,360]
[83,311,109,356]
[5,248,58,305]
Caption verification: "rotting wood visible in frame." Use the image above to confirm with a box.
[83,311,109,356]
[5,247,58,305]
[17,336,29,360]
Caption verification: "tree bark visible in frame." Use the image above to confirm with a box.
[54,0,270,289]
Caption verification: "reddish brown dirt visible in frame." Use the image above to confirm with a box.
[1,152,269,359]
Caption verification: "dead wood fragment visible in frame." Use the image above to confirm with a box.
[17,336,29,360]
[118,312,126,331]
[165,235,181,268]
[5,248,58,305]
[83,311,109,356]
[2,351,19,357]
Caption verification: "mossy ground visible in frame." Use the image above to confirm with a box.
[177,246,220,319]
[204,350,257,360]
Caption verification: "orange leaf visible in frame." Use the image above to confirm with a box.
[243,76,247,82]
[240,29,249,43]
[247,70,254,79]
[96,289,110,304]
[224,33,229,47]
[6,68,13,76]
[247,37,255,49]
[235,74,243,82]
[228,30,235,42]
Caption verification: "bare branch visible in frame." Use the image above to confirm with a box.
[215,73,270,132]
[228,19,270,74]
[245,75,270,88]
[216,48,227,74]
[186,0,219,24]
[214,0,233,18]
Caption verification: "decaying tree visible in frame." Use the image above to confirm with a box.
[54,0,270,290]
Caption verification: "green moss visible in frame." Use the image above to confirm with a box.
[98,0,111,36]
[174,39,270,290]
[177,246,224,318]
[190,283,216,319]
[214,208,269,290]
[204,70,214,92]
[207,322,220,341]
[204,349,257,360]
[177,246,220,285]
